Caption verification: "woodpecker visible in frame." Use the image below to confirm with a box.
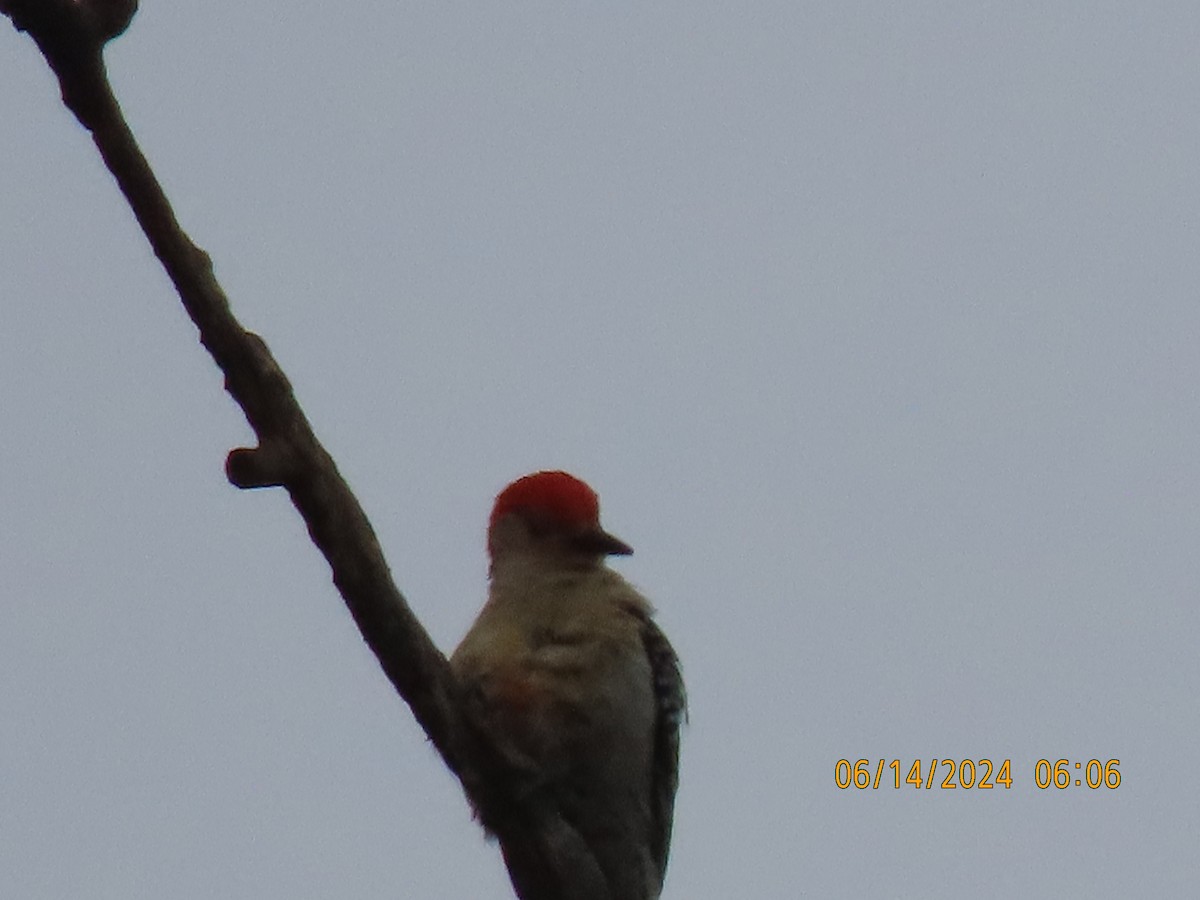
[451,471,685,900]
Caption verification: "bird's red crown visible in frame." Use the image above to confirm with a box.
[489,470,601,533]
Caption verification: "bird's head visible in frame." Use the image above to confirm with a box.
[487,470,633,566]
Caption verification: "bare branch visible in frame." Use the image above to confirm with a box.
[2,3,610,896]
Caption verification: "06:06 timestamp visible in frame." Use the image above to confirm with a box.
[1033,758,1122,789]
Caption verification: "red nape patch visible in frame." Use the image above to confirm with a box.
[490,470,601,532]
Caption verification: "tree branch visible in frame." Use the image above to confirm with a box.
[1,3,609,897]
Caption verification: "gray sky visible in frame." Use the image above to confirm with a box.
[2,3,1197,897]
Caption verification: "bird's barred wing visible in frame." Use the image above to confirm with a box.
[638,613,686,883]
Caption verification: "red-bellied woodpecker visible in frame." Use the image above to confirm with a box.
[451,471,685,900]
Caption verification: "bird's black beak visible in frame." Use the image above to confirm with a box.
[571,527,634,557]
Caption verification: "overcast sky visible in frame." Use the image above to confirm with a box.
[3,3,1198,898]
